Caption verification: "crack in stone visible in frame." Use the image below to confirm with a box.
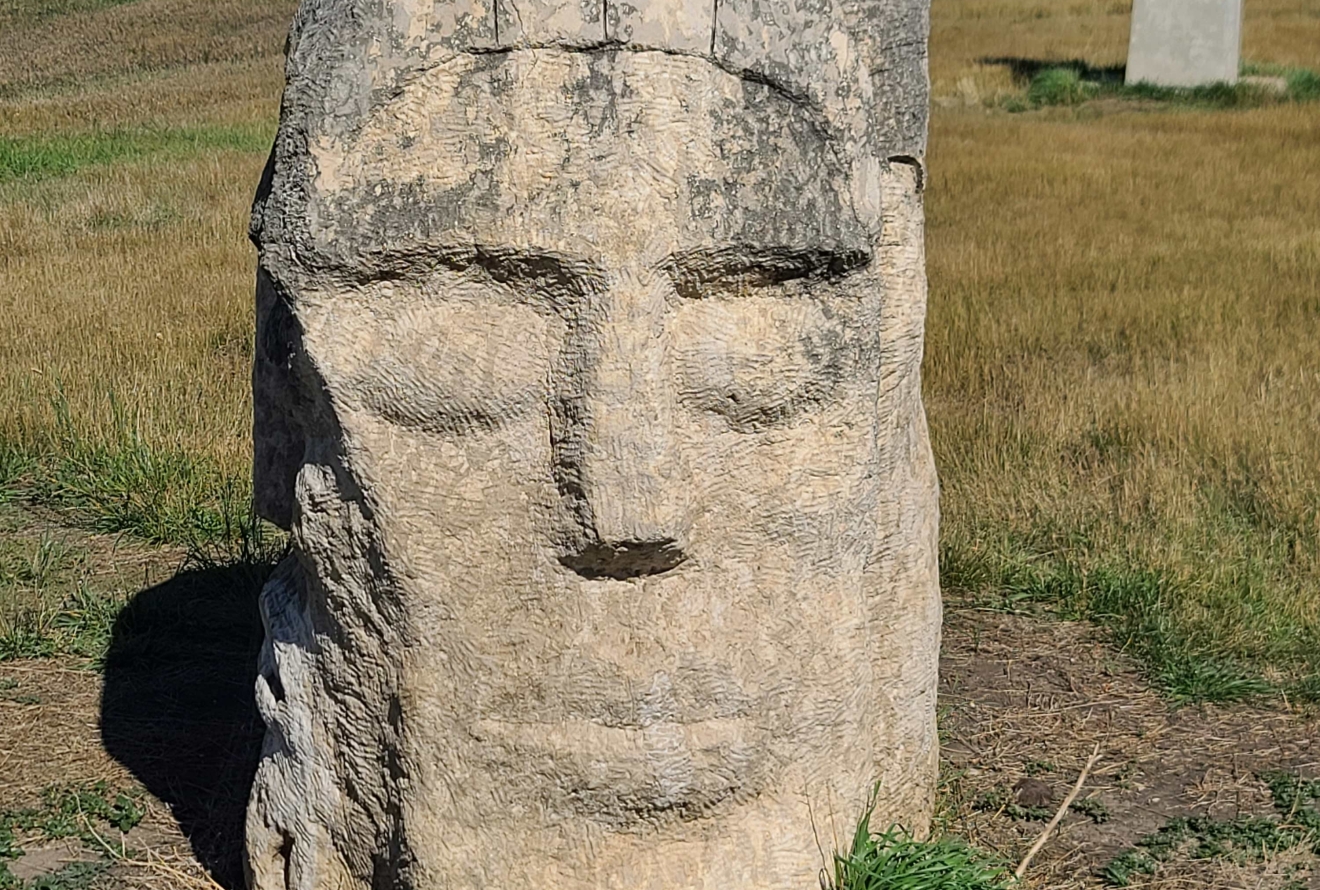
[461,42,816,112]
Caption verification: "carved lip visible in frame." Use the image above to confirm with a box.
[455,667,777,819]
[479,664,759,729]
[469,716,762,783]
[471,716,752,749]
[470,716,764,816]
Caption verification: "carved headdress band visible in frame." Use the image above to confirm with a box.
[280,0,928,162]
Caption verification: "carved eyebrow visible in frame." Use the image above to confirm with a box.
[662,246,872,295]
[339,244,606,292]
[465,245,606,290]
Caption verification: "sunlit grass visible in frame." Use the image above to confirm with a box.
[0,123,271,182]
[927,33,1320,699]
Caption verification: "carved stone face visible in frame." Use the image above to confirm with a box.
[251,48,938,890]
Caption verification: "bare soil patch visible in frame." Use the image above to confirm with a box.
[940,604,1320,888]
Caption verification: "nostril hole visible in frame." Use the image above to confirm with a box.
[560,540,687,580]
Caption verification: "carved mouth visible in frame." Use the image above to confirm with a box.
[470,717,767,823]
[481,661,759,729]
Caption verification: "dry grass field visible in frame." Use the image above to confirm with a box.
[1,0,1319,886]
[926,0,1320,701]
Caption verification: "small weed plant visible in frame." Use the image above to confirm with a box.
[18,862,108,890]
[973,788,1109,825]
[0,783,145,890]
[1103,772,1320,886]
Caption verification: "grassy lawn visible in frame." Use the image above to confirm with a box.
[0,1,1318,886]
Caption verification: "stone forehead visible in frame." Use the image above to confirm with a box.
[280,0,929,160]
[304,51,871,271]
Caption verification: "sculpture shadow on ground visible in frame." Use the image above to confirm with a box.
[979,56,1126,85]
[100,559,275,889]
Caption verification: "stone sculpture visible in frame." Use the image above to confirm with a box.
[245,0,939,886]
[1126,0,1242,88]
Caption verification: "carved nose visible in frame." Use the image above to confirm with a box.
[555,270,691,580]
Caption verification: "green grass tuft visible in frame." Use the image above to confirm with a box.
[1120,79,1262,108]
[0,529,128,663]
[28,435,250,548]
[0,445,30,503]
[941,544,1282,703]
[0,514,282,666]
[0,124,272,184]
[0,400,286,666]
[827,790,1015,890]
[1241,61,1320,102]
[1015,61,1320,111]
[1027,67,1098,106]
[2,392,278,554]
[1284,69,1320,101]
[0,584,127,663]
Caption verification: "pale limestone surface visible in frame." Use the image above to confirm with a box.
[1126,0,1242,88]
[245,1,938,887]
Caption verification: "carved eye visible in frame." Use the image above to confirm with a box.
[346,301,560,435]
[669,297,845,430]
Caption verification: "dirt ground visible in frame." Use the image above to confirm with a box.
[2,572,1318,889]
[941,606,1320,889]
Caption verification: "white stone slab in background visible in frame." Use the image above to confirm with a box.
[1126,0,1243,88]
